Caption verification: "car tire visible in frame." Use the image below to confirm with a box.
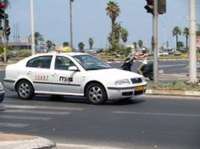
[16,80,34,100]
[0,95,4,103]
[85,83,107,105]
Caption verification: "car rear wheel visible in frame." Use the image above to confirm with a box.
[16,80,34,100]
[86,83,107,105]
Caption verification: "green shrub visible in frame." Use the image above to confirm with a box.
[149,81,200,91]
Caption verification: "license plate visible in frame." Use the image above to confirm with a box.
[135,86,145,92]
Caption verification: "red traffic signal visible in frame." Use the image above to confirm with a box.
[146,0,154,5]
[0,2,7,9]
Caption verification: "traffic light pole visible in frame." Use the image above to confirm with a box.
[3,15,6,63]
[30,0,35,55]
[153,0,159,83]
[189,0,197,83]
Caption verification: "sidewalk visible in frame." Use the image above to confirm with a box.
[0,133,56,149]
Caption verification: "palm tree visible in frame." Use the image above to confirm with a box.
[106,1,120,30]
[78,42,85,52]
[138,40,143,49]
[46,40,53,51]
[172,26,182,50]
[89,38,94,49]
[183,27,189,50]
[108,23,121,50]
[34,32,42,45]
[133,42,137,50]
[63,42,69,47]
[121,27,128,43]
[106,1,121,50]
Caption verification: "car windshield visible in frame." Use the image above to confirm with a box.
[73,55,112,70]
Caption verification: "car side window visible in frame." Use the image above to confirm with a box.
[26,56,52,69]
[55,56,76,70]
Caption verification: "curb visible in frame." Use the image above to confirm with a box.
[0,134,56,149]
[146,89,200,97]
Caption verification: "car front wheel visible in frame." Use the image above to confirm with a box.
[16,80,34,100]
[86,83,107,105]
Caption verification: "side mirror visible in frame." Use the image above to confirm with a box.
[68,66,79,71]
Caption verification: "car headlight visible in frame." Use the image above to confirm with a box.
[115,79,131,86]
[0,82,3,91]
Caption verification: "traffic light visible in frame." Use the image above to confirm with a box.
[4,15,10,40]
[144,0,166,15]
[158,0,166,14]
[144,0,154,14]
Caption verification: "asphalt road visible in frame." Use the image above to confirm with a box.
[1,93,200,149]
[109,60,189,74]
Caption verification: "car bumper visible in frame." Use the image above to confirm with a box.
[107,85,147,100]
[0,90,5,103]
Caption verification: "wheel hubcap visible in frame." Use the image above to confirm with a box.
[88,86,103,103]
[18,83,31,98]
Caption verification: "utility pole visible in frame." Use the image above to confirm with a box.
[144,0,166,83]
[189,0,197,83]
[153,0,159,83]
[3,13,6,63]
[69,0,74,50]
[30,0,35,55]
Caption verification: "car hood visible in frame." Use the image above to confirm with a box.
[86,68,143,80]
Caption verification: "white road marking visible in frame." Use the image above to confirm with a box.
[0,122,29,128]
[5,104,84,111]
[57,143,123,149]
[0,115,51,121]
[113,111,200,118]
[5,109,71,115]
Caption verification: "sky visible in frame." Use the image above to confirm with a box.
[8,0,200,49]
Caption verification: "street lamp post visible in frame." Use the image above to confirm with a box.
[30,0,35,55]
[69,0,74,50]
[189,0,197,83]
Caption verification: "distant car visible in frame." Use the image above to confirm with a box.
[0,82,5,103]
[4,52,147,104]
[159,52,169,56]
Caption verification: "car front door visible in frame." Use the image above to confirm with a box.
[50,56,84,96]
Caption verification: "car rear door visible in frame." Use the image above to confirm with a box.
[25,55,53,93]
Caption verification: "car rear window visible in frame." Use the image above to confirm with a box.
[26,56,52,69]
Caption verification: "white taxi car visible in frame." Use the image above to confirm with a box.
[4,52,147,104]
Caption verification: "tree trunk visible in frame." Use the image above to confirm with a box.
[176,35,178,50]
[186,36,189,49]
